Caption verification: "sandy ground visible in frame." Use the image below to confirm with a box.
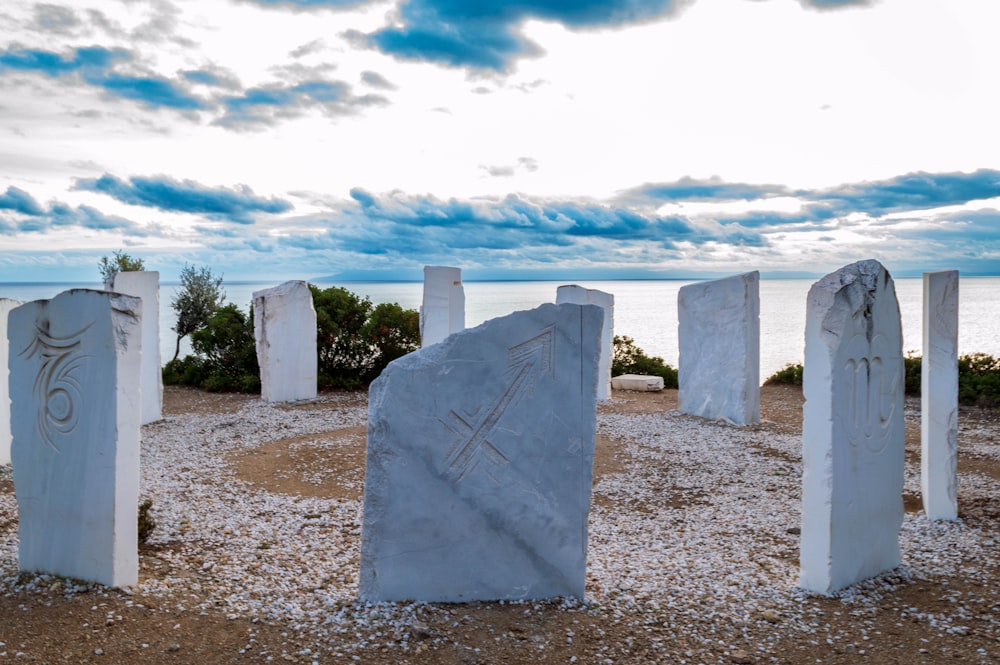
[0,384,998,664]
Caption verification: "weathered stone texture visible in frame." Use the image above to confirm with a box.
[800,260,904,595]
[253,280,318,403]
[921,270,959,521]
[9,289,142,588]
[557,285,613,401]
[109,271,162,424]
[678,271,760,424]
[420,266,465,347]
[360,303,602,603]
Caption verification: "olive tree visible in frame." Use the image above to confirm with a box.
[170,264,225,361]
[98,249,145,285]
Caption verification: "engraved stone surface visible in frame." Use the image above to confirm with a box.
[677,271,760,424]
[921,270,959,521]
[109,271,162,424]
[360,303,603,603]
[800,260,904,595]
[253,280,317,403]
[0,298,21,465]
[9,289,142,588]
[557,285,613,401]
[611,374,664,392]
[420,266,465,347]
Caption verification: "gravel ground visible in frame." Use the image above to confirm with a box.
[0,385,998,664]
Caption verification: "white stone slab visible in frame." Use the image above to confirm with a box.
[800,260,904,595]
[253,280,318,403]
[677,271,760,425]
[921,270,959,521]
[9,289,141,588]
[557,285,614,401]
[420,265,465,347]
[109,271,162,424]
[360,303,603,603]
[0,298,21,466]
[611,374,664,392]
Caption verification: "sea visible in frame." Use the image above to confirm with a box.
[1,277,997,379]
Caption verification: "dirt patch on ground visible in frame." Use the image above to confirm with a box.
[231,426,367,500]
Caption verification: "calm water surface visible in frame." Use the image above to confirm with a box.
[2,277,997,379]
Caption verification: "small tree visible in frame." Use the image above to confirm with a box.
[170,264,225,361]
[98,249,145,285]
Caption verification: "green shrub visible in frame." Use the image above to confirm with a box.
[612,335,678,388]
[186,303,260,392]
[764,363,803,386]
[311,285,374,389]
[364,302,421,374]
[958,353,1000,408]
[903,352,921,395]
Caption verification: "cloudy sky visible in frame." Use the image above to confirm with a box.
[1,0,999,282]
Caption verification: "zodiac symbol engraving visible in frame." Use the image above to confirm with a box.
[20,323,92,452]
[840,332,899,454]
[441,327,555,483]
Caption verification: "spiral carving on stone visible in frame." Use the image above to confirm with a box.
[21,323,92,452]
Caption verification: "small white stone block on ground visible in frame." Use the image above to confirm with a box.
[800,259,905,595]
[677,271,760,425]
[0,298,22,465]
[9,289,142,588]
[360,302,603,603]
[557,285,614,401]
[109,271,162,424]
[921,270,959,521]
[420,265,465,347]
[253,280,317,403]
[611,374,664,392]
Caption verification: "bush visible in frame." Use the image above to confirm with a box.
[364,302,421,373]
[958,353,1000,409]
[310,285,422,388]
[181,303,260,392]
[612,335,678,388]
[764,363,803,386]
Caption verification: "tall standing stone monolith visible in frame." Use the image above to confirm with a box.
[253,280,317,403]
[0,298,22,465]
[420,266,465,347]
[109,271,162,424]
[9,289,141,588]
[921,270,959,521]
[677,271,760,424]
[557,285,613,401]
[800,260,904,595]
[360,303,603,603]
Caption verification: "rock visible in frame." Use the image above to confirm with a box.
[800,260,904,595]
[360,303,603,602]
[0,298,21,465]
[420,266,465,347]
[921,270,959,521]
[253,280,317,403]
[611,374,664,392]
[730,648,753,664]
[9,289,141,588]
[108,271,162,424]
[678,271,760,425]
[557,285,614,401]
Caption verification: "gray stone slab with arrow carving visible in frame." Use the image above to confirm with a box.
[360,302,603,603]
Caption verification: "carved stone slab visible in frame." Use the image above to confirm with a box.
[677,271,760,424]
[0,298,22,465]
[800,260,904,595]
[109,271,162,424]
[420,266,465,347]
[360,303,603,603]
[557,285,614,401]
[9,289,141,588]
[253,280,317,403]
[921,270,959,521]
